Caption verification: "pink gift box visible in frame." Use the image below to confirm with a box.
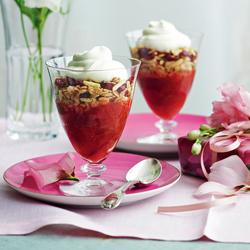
[178,136,250,179]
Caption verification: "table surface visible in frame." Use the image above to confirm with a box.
[0,118,248,249]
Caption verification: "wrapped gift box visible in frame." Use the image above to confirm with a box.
[178,136,250,179]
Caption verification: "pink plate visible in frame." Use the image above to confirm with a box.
[4,152,180,207]
[117,113,207,153]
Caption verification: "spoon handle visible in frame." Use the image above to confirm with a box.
[100,180,139,210]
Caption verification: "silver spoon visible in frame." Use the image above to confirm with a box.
[100,158,162,210]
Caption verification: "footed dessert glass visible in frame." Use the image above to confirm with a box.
[125,29,203,144]
[46,56,140,196]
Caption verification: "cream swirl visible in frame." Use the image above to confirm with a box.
[67,46,128,82]
[137,20,191,51]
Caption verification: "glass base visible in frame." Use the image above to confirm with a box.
[137,118,179,144]
[59,179,126,197]
[6,112,59,141]
[137,132,178,144]
[6,129,58,141]
[60,162,126,196]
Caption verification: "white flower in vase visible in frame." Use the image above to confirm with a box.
[24,0,62,12]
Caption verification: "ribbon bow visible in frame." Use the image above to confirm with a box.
[201,123,250,179]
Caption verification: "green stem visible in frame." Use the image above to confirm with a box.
[20,12,31,54]
[59,177,80,182]
[198,135,210,144]
[19,59,32,121]
[17,12,32,121]
[37,27,46,122]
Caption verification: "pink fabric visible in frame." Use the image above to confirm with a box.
[1,118,250,242]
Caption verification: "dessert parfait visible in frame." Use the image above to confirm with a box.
[126,20,203,143]
[46,46,140,196]
[54,46,134,163]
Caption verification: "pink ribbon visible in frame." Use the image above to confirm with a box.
[201,128,250,179]
[158,195,238,213]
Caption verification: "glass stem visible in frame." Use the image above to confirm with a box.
[80,163,108,186]
[155,119,178,134]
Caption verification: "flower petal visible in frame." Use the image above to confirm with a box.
[194,181,236,197]
[25,0,62,12]
[225,121,250,130]
[206,82,250,127]
[208,155,250,187]
[57,152,75,174]
[25,152,77,189]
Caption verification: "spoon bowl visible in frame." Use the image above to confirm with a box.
[100,158,162,210]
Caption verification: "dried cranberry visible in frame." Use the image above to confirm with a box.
[101,81,115,90]
[138,48,155,60]
[180,51,196,62]
[54,78,66,88]
[66,76,76,86]
[165,53,179,61]
[117,83,127,93]
[80,92,91,98]
[190,54,197,62]
[75,80,83,86]
[180,51,190,57]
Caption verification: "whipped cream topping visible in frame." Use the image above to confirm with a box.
[137,20,191,51]
[67,46,128,82]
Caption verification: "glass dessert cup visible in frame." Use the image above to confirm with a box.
[125,29,203,144]
[46,56,140,196]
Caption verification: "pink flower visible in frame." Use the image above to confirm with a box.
[206,82,250,127]
[224,121,250,130]
[24,152,79,189]
[194,155,250,197]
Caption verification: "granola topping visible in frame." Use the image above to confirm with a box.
[54,76,133,111]
[130,45,197,75]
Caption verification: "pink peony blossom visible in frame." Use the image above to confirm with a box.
[24,152,79,189]
[194,155,250,197]
[206,82,250,127]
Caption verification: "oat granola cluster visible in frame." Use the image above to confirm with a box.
[54,76,133,112]
[130,46,197,75]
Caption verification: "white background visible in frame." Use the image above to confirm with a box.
[1,0,250,117]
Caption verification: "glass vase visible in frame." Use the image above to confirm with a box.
[0,0,70,140]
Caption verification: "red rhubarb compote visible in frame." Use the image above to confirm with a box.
[138,69,195,120]
[57,98,131,163]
